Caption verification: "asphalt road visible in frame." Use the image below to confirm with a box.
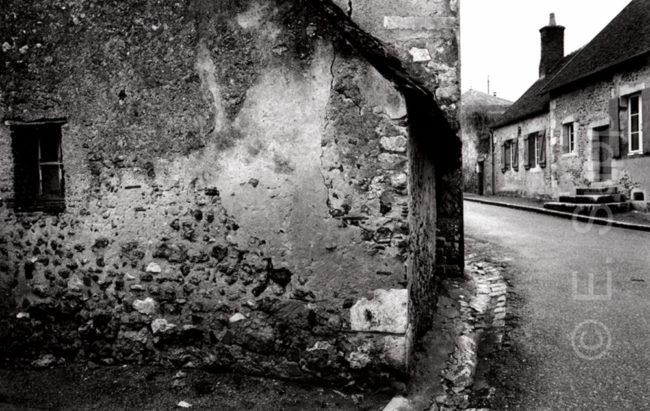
[464,201,649,410]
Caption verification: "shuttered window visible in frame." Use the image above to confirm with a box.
[629,94,642,154]
[9,121,66,212]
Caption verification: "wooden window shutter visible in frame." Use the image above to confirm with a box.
[513,138,519,171]
[608,98,621,158]
[539,130,547,168]
[523,135,530,169]
[501,142,506,172]
[642,88,650,154]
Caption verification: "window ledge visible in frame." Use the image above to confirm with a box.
[561,152,577,158]
[626,152,646,158]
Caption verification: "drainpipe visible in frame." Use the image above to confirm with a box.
[490,129,496,195]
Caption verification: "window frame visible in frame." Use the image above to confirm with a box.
[628,93,643,154]
[564,122,575,153]
[7,119,66,212]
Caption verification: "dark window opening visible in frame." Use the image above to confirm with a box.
[10,121,66,212]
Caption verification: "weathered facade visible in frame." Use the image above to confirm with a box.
[460,89,511,195]
[0,0,461,384]
[491,1,650,203]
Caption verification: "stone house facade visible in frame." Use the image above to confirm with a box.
[491,0,650,201]
[0,0,461,385]
[460,89,511,195]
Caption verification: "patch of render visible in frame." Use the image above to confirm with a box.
[0,0,410,384]
[195,42,226,138]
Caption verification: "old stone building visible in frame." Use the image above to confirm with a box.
[461,89,511,195]
[0,0,461,385]
[491,0,650,204]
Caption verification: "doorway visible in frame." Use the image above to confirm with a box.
[595,125,611,181]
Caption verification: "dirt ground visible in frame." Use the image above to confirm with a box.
[0,365,394,410]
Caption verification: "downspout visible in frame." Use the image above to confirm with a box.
[490,129,496,195]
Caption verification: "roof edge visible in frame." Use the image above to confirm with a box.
[543,49,650,94]
[491,107,548,129]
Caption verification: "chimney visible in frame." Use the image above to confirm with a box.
[539,13,565,78]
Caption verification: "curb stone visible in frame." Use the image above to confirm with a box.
[433,258,507,410]
[464,196,650,233]
[382,257,507,411]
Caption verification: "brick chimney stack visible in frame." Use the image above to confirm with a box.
[539,13,565,78]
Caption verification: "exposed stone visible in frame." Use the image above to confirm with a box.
[151,318,176,334]
[229,313,246,324]
[350,289,408,333]
[32,354,57,369]
[383,396,412,411]
[133,297,156,315]
[269,268,292,287]
[380,136,407,153]
[146,263,162,274]
[210,246,228,262]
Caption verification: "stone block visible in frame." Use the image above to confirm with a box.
[350,289,408,333]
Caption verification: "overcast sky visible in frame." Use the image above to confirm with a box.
[460,0,631,102]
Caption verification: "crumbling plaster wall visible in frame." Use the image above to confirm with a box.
[0,0,423,383]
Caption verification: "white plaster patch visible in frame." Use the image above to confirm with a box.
[383,396,411,411]
[408,47,431,63]
[350,289,408,333]
[195,42,225,134]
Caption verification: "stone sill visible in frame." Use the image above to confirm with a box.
[561,152,577,158]
[624,152,647,159]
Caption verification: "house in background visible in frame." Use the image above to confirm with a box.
[491,0,650,209]
[461,89,511,195]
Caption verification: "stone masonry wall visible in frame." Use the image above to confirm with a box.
[550,59,650,197]
[493,114,553,199]
[0,0,461,383]
[332,0,463,281]
[0,0,449,384]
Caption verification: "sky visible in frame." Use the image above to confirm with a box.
[460,0,632,102]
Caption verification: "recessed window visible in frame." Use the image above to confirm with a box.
[9,120,66,212]
[628,94,642,154]
[563,122,575,153]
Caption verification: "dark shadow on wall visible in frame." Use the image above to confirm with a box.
[308,0,463,337]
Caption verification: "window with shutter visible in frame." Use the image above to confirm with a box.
[523,135,530,169]
[527,133,537,167]
[9,120,66,212]
[513,138,519,171]
[608,98,621,158]
[537,131,547,167]
[628,94,642,154]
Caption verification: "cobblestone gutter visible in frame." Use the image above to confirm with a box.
[383,251,507,411]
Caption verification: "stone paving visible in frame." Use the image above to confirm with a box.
[384,249,507,411]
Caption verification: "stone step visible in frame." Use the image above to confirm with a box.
[543,201,631,214]
[575,186,618,195]
[558,194,625,204]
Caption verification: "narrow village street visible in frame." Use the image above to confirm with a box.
[465,201,650,410]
